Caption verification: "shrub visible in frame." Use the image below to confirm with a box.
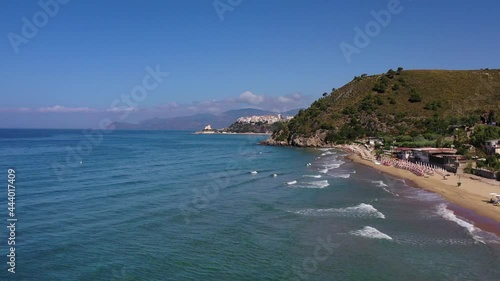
[392,83,400,91]
[398,77,407,86]
[424,101,442,110]
[342,106,356,115]
[373,76,390,93]
[408,88,422,102]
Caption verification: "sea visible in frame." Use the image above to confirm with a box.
[0,129,499,281]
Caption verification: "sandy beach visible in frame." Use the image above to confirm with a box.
[345,150,500,235]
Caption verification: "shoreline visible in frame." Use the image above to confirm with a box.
[346,153,500,236]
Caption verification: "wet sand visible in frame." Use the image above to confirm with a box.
[347,154,500,235]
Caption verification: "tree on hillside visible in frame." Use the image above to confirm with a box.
[470,125,500,148]
[488,110,496,123]
[323,92,328,97]
[386,69,396,78]
[373,76,390,93]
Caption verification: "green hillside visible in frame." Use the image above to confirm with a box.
[270,68,500,147]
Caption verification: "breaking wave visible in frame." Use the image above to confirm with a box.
[371,180,388,187]
[332,174,350,179]
[436,204,487,244]
[303,175,322,178]
[292,203,385,219]
[289,180,330,189]
[350,226,393,240]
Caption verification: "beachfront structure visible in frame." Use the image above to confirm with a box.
[411,148,457,164]
[392,147,460,173]
[485,139,500,156]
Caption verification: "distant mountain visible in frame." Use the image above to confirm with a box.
[282,108,301,117]
[112,108,301,130]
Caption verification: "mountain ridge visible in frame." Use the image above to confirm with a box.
[112,108,301,130]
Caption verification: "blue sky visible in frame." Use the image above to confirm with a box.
[1,0,500,128]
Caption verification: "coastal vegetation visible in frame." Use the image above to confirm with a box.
[269,68,500,149]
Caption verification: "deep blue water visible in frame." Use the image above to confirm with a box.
[0,129,499,280]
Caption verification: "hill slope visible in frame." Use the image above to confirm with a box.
[265,68,500,147]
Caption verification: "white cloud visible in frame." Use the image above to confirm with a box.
[276,93,303,104]
[106,107,137,113]
[237,91,264,105]
[37,105,96,113]
[1,92,311,118]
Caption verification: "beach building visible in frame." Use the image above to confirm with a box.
[411,148,457,164]
[485,139,500,156]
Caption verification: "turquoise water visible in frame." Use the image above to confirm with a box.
[0,129,499,280]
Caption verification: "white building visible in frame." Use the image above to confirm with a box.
[236,115,281,124]
[485,139,500,155]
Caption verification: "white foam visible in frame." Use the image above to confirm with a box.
[293,203,385,219]
[303,180,329,189]
[287,180,297,185]
[324,163,341,168]
[303,175,322,178]
[394,235,476,246]
[332,174,350,179]
[273,174,278,177]
[319,168,329,174]
[250,171,258,174]
[371,180,388,187]
[350,226,393,240]
[383,187,399,197]
[342,203,385,219]
[406,190,442,202]
[436,204,485,244]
